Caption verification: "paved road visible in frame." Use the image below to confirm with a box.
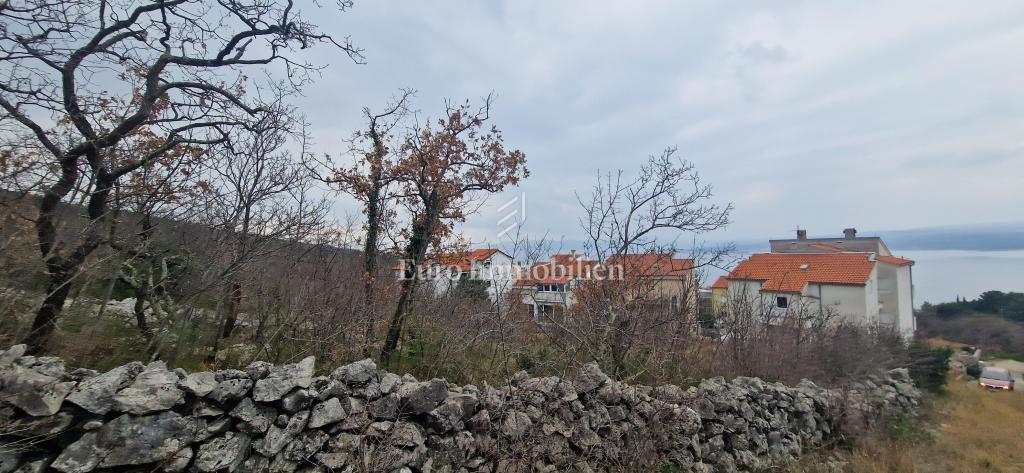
[983,359,1024,394]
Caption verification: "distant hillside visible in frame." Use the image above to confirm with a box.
[723,222,1024,253]
[917,291,1024,358]
[874,222,1024,251]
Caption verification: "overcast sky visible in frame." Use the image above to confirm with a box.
[292,0,1024,247]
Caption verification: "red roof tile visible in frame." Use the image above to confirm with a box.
[710,276,729,289]
[727,253,875,294]
[875,255,914,266]
[392,248,500,272]
[606,253,694,278]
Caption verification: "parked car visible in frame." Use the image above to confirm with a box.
[978,367,1015,391]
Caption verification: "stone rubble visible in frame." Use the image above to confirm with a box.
[0,345,920,473]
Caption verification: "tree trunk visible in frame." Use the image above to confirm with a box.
[361,179,383,353]
[23,268,73,355]
[361,128,386,353]
[24,153,112,354]
[380,194,437,361]
[221,280,243,338]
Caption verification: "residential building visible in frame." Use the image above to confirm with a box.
[393,248,520,303]
[710,276,729,313]
[727,228,915,337]
[513,252,598,318]
[513,252,697,320]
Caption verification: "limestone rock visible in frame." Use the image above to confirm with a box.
[0,345,26,368]
[255,410,309,457]
[5,412,74,438]
[380,372,402,394]
[178,371,217,397]
[65,362,144,415]
[308,397,347,428]
[330,359,377,386]
[501,411,532,439]
[368,393,399,421]
[573,363,608,393]
[28,356,65,378]
[0,365,75,416]
[651,384,686,404]
[194,432,252,472]
[283,430,329,461]
[9,456,52,473]
[280,388,313,413]
[161,447,192,472]
[111,362,184,414]
[390,422,424,448]
[230,398,277,434]
[253,357,314,402]
[246,361,274,380]
[51,411,201,473]
[208,378,253,403]
[0,450,21,473]
[396,379,447,414]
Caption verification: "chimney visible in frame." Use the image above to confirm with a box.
[843,227,857,239]
[796,229,807,240]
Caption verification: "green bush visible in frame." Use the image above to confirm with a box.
[965,363,982,378]
[907,340,952,393]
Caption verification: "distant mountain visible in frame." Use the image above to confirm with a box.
[494,221,1024,261]
[872,222,1024,251]
[719,221,1024,254]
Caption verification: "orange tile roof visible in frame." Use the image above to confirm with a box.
[392,248,500,272]
[710,276,729,289]
[606,253,694,278]
[809,243,914,265]
[513,253,693,287]
[875,255,914,266]
[728,253,876,294]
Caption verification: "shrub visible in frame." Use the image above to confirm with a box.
[907,340,952,393]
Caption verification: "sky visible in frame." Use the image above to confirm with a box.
[289,0,1024,248]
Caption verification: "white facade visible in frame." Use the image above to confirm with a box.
[726,257,914,338]
[726,276,879,326]
[400,250,522,304]
[518,281,580,319]
[875,261,915,337]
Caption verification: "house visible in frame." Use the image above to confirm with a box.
[513,252,697,320]
[512,252,599,318]
[770,227,890,254]
[726,228,915,337]
[710,276,729,313]
[393,248,520,303]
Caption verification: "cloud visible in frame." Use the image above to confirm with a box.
[294,0,1024,246]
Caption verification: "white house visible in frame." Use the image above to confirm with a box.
[511,252,596,318]
[393,249,520,303]
[726,228,915,337]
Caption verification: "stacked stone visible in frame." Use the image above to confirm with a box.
[0,345,920,473]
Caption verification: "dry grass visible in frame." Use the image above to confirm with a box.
[798,376,1024,473]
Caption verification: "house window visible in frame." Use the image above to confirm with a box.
[776,296,789,308]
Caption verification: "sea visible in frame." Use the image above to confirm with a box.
[897,250,1024,306]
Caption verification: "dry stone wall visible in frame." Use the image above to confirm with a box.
[0,345,920,473]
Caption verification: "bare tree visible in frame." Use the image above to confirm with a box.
[570,148,732,378]
[110,127,207,359]
[0,0,362,353]
[198,106,329,359]
[380,96,529,361]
